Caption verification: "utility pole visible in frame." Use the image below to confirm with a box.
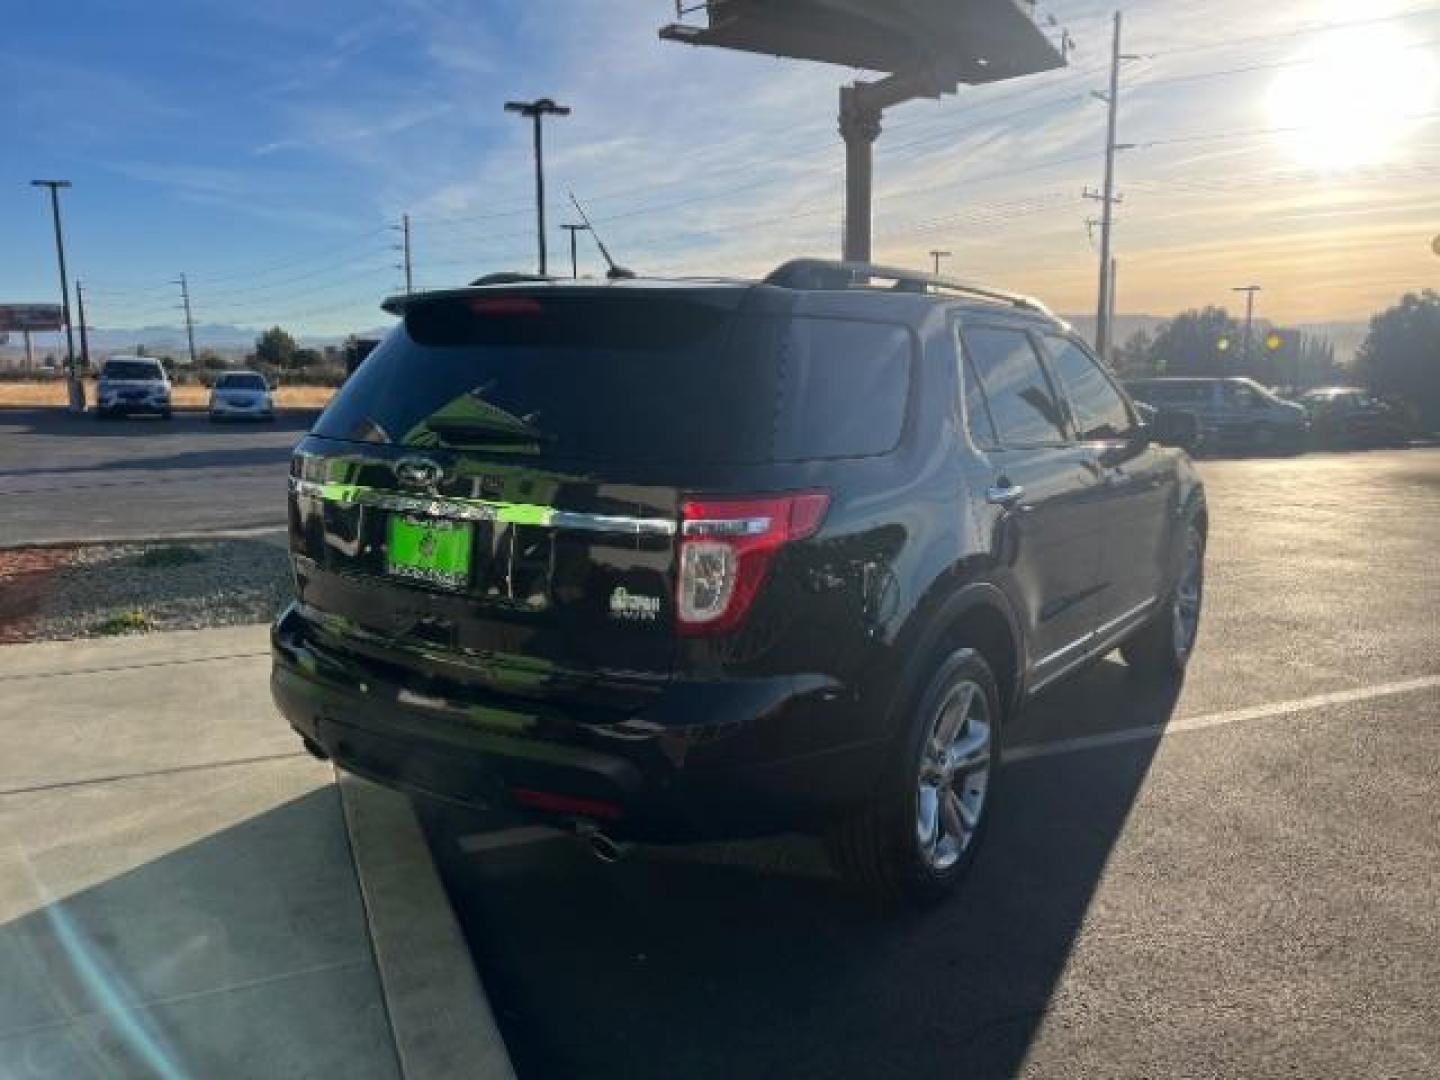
[176,273,198,368]
[504,98,571,276]
[1106,256,1118,364]
[1083,12,1135,361]
[394,213,413,294]
[560,222,589,278]
[929,249,952,276]
[31,179,80,410]
[75,279,91,372]
[1232,284,1261,370]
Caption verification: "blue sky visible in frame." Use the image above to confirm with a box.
[4,0,1438,341]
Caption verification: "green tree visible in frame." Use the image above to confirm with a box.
[1113,327,1157,378]
[1148,306,1242,376]
[1356,290,1440,427]
[254,326,298,369]
[292,347,322,369]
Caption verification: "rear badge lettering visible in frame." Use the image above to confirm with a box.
[609,586,661,622]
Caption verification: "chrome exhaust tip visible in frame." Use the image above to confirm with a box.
[577,823,630,863]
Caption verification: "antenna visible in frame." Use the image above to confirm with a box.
[567,192,634,280]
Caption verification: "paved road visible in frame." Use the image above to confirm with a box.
[0,408,314,547]
[421,448,1440,1079]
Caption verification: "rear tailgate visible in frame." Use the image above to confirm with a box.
[288,286,770,700]
[289,441,681,697]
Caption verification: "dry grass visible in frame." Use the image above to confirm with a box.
[0,379,335,409]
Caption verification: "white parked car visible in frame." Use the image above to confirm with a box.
[209,371,275,422]
[96,356,172,419]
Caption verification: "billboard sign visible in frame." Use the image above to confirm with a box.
[0,304,65,332]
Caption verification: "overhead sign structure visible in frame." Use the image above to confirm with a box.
[0,303,65,332]
[661,0,1067,262]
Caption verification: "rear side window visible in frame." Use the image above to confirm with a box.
[1043,335,1134,440]
[961,326,1068,447]
[773,317,910,459]
[314,294,911,464]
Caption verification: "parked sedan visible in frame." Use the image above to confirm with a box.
[208,371,275,422]
[1298,387,1409,448]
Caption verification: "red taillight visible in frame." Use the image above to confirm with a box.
[676,491,829,636]
[509,787,623,821]
[468,297,542,316]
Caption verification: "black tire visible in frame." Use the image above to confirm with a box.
[1122,519,1205,680]
[828,648,1001,909]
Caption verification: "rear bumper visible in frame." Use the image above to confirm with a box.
[270,604,882,840]
[211,401,273,418]
[97,398,169,415]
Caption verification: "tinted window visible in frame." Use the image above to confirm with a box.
[1221,381,1263,408]
[960,352,998,449]
[314,294,911,464]
[1044,335,1133,440]
[102,360,163,380]
[961,326,1067,446]
[775,317,911,459]
[218,373,267,390]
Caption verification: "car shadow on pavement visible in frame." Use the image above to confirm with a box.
[0,785,398,1079]
[420,657,1184,1080]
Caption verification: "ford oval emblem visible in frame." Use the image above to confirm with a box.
[394,456,445,491]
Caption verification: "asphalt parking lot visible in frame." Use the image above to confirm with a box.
[420,447,1440,1079]
[0,408,312,547]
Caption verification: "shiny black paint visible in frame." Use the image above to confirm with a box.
[271,281,1204,839]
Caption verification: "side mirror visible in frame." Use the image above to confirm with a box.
[1150,408,1201,450]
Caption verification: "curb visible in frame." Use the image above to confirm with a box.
[337,770,516,1080]
[0,523,287,551]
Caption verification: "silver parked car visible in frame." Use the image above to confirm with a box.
[208,371,275,422]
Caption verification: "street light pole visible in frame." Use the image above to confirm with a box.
[1232,284,1261,370]
[504,98,571,276]
[31,179,80,410]
[929,249,952,276]
[560,222,589,278]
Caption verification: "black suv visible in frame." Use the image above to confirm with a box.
[272,260,1206,905]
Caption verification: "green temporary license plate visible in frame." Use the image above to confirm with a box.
[386,515,473,590]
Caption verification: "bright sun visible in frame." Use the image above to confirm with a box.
[1267,26,1438,169]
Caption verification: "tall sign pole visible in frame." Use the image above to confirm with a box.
[31,179,81,410]
[505,99,571,276]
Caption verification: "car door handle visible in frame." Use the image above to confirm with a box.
[986,483,1026,507]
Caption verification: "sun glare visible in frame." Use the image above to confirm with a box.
[1267,26,1438,169]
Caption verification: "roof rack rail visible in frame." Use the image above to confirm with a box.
[764,259,1053,316]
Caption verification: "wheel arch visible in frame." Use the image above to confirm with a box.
[888,581,1024,730]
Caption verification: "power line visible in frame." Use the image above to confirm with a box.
[1137,2,1440,61]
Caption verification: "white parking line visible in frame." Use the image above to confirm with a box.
[1007,674,1440,763]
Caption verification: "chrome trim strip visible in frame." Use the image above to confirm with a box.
[1029,596,1162,696]
[289,477,677,536]
[681,516,773,538]
[550,510,677,537]
[1034,631,1094,670]
[1093,596,1157,639]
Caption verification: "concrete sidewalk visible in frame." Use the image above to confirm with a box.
[0,625,511,1078]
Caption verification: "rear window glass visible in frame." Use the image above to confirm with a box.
[103,360,163,380]
[217,374,267,390]
[313,294,912,464]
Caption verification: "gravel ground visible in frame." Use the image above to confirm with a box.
[24,538,292,642]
